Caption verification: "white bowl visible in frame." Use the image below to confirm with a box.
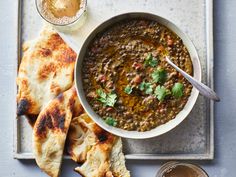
[75,12,201,139]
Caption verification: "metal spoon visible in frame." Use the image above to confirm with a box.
[165,56,220,101]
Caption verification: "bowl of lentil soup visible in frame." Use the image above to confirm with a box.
[75,13,201,139]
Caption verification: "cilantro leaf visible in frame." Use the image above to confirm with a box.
[139,82,146,91]
[106,93,117,107]
[151,68,167,84]
[149,58,158,67]
[97,89,108,105]
[144,53,158,67]
[145,83,153,94]
[154,85,170,102]
[124,85,133,94]
[172,82,184,98]
[139,81,153,94]
[96,89,106,99]
[104,117,117,126]
[96,89,117,107]
[97,97,107,104]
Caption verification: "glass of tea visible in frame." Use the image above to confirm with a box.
[35,0,87,32]
[156,161,209,177]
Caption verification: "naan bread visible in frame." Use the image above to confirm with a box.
[67,114,130,177]
[75,138,130,177]
[67,114,96,163]
[33,87,83,177]
[110,138,131,177]
[75,142,113,177]
[17,26,77,116]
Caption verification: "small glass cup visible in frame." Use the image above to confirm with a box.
[156,161,209,177]
[35,0,87,32]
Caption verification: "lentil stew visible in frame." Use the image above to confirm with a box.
[82,18,193,132]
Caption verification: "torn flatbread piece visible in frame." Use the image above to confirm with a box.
[74,138,130,177]
[67,114,116,163]
[67,114,130,177]
[110,138,131,177]
[33,87,82,177]
[75,141,114,177]
[17,26,77,117]
[66,113,96,163]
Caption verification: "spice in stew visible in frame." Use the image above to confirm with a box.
[82,19,193,131]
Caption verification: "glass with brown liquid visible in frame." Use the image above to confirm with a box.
[156,162,209,177]
[36,0,87,32]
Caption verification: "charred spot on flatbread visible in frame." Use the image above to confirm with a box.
[35,106,67,138]
[26,114,38,127]
[17,98,30,116]
[37,63,57,81]
[38,48,52,57]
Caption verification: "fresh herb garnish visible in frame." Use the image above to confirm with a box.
[96,89,117,107]
[139,82,146,91]
[124,85,133,94]
[154,85,170,102]
[144,53,158,67]
[104,117,117,126]
[96,89,106,99]
[145,85,153,94]
[151,68,167,84]
[172,82,184,98]
[139,82,153,94]
[106,93,117,106]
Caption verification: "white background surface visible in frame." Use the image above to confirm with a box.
[0,0,236,177]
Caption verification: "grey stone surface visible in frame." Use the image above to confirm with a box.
[0,0,236,177]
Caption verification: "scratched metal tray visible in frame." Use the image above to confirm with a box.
[14,0,214,160]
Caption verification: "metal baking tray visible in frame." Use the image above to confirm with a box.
[14,0,214,160]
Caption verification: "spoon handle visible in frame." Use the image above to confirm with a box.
[165,57,220,102]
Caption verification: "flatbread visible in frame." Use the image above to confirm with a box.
[110,138,131,177]
[66,114,96,163]
[75,142,113,177]
[75,138,130,177]
[33,87,82,177]
[67,114,130,177]
[17,26,77,116]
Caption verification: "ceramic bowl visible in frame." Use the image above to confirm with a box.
[75,12,201,139]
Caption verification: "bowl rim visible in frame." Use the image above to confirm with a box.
[75,12,201,139]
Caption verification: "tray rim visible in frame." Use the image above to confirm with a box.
[13,0,214,160]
